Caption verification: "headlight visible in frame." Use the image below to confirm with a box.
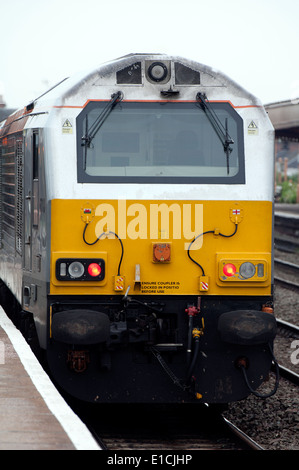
[68,261,85,278]
[239,262,256,279]
[56,258,105,281]
[217,255,268,284]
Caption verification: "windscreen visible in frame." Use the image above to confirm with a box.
[77,101,245,184]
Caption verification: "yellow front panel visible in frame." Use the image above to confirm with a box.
[50,199,273,296]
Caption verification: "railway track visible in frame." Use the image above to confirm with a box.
[275,276,299,292]
[276,319,299,386]
[78,403,264,451]
[274,209,299,254]
[274,258,299,276]
[277,318,299,338]
[273,211,299,387]
[274,258,299,292]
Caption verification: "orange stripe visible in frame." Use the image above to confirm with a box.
[53,99,262,110]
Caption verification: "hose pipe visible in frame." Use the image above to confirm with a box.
[186,326,204,383]
[240,343,280,399]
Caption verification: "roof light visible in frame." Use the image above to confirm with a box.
[223,263,236,277]
[88,262,102,277]
[148,62,168,82]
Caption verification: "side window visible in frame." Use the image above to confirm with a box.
[32,130,39,228]
[33,131,39,180]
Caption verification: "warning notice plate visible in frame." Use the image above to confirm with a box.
[62,118,73,134]
[247,119,259,135]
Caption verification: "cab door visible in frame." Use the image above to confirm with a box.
[24,129,39,272]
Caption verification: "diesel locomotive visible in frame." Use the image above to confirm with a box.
[0,54,278,403]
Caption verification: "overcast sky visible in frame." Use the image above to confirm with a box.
[1,0,298,109]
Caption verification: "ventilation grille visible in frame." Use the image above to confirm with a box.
[15,138,23,255]
[0,134,24,255]
[1,137,16,246]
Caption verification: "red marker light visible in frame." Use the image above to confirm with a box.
[223,263,236,277]
[88,263,102,277]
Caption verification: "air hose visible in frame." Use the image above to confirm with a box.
[186,332,201,383]
[150,326,203,393]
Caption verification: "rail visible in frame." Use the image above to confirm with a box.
[80,404,264,451]
[275,319,299,386]
[274,258,299,292]
[274,211,299,253]
[221,417,264,450]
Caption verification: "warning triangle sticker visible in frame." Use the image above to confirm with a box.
[62,119,72,128]
[248,120,258,129]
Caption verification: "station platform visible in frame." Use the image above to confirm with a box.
[0,307,101,450]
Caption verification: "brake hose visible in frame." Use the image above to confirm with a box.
[186,338,200,383]
[83,223,124,276]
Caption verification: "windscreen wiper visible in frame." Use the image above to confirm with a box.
[81,90,123,152]
[196,92,234,174]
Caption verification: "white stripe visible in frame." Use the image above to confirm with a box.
[0,307,101,450]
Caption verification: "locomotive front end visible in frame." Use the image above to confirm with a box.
[44,54,277,403]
